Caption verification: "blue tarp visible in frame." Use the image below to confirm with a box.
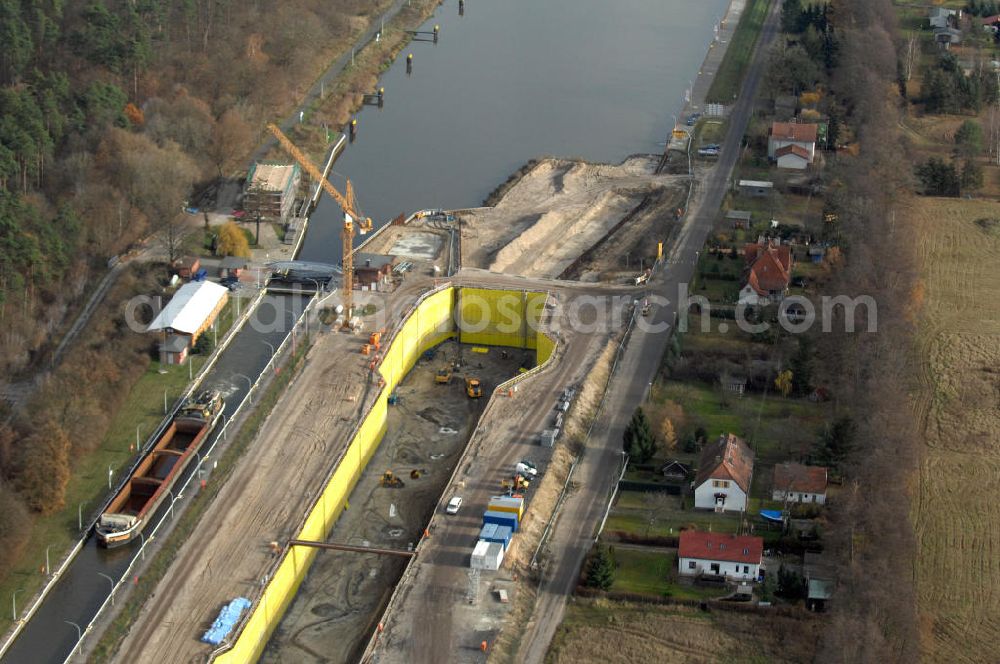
[201,597,252,645]
[759,510,784,523]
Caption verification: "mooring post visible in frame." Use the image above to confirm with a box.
[406,53,413,75]
[378,87,384,108]
[433,24,439,43]
[459,0,464,15]
[349,118,358,142]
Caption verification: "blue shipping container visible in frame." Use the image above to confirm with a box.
[479,523,512,549]
[482,509,518,533]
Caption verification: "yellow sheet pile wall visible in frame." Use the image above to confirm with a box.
[214,286,553,663]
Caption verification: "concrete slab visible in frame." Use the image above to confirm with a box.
[389,231,444,261]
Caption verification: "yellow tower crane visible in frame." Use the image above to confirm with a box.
[266,123,372,320]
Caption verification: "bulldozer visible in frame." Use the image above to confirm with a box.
[435,367,452,385]
[501,474,530,492]
[380,471,405,488]
[465,377,483,398]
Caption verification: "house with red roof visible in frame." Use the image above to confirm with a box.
[738,238,793,306]
[693,433,754,512]
[772,462,828,505]
[678,530,764,581]
[768,121,818,167]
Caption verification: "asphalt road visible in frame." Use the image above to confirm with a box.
[515,1,782,660]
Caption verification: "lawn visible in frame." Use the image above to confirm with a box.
[0,297,242,637]
[706,0,771,104]
[696,119,727,146]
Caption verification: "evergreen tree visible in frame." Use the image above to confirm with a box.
[789,337,814,396]
[960,159,983,192]
[781,0,804,33]
[623,407,656,463]
[915,158,961,197]
[585,544,616,590]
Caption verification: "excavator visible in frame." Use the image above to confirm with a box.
[267,123,373,321]
[380,471,405,488]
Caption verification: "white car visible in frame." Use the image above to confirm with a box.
[446,496,463,514]
[515,462,537,477]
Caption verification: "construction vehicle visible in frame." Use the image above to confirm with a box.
[641,299,652,317]
[435,367,452,384]
[501,474,531,492]
[410,469,422,479]
[380,471,405,488]
[466,377,483,398]
[267,123,373,321]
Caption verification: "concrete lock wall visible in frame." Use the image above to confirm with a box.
[213,286,551,663]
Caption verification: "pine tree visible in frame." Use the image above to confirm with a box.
[585,544,616,590]
[623,407,656,463]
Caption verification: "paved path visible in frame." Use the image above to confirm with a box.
[515,1,782,661]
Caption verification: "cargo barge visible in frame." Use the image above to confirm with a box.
[96,390,224,548]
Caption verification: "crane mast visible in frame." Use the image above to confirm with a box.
[266,123,372,320]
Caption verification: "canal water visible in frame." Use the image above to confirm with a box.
[298,0,730,263]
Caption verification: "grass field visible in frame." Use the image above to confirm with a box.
[546,598,820,663]
[608,547,730,600]
[908,197,1000,663]
[706,0,771,104]
[0,296,241,637]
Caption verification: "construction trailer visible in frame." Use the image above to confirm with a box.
[470,540,505,571]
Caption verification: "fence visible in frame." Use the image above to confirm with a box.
[56,292,319,663]
[0,287,271,661]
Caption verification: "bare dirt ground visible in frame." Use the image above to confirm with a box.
[110,323,390,663]
[359,218,455,277]
[370,288,617,664]
[460,157,687,279]
[908,198,1000,663]
[263,340,526,663]
[545,599,820,664]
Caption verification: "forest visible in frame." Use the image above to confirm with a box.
[0,0,388,582]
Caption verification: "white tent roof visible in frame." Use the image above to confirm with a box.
[147,281,228,335]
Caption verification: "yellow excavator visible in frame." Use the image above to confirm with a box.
[380,471,405,488]
[435,367,452,384]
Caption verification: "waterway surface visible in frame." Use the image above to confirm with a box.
[298,0,729,263]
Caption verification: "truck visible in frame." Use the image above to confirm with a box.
[466,377,483,398]
[96,391,224,548]
[435,367,452,384]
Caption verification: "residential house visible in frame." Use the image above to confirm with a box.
[660,460,692,482]
[677,530,764,582]
[774,144,812,170]
[738,239,793,306]
[982,15,1000,33]
[772,462,828,505]
[767,122,818,165]
[928,7,960,29]
[693,433,754,512]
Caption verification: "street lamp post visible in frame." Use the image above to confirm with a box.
[12,589,24,621]
[97,572,116,605]
[78,502,84,531]
[64,620,82,654]
[107,465,113,490]
[45,545,53,576]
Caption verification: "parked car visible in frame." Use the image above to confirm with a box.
[445,496,463,514]
[686,113,702,126]
[191,268,208,282]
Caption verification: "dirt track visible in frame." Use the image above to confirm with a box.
[111,328,378,664]
[460,157,686,279]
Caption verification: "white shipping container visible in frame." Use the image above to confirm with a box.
[470,539,505,571]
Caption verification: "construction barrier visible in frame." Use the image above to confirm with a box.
[212,286,553,663]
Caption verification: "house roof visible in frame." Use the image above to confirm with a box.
[695,433,754,493]
[744,241,792,294]
[147,281,229,335]
[354,253,396,271]
[773,463,828,495]
[219,256,248,269]
[725,210,752,221]
[775,144,812,161]
[159,334,190,353]
[678,530,763,564]
[660,460,692,475]
[174,256,200,269]
[738,179,773,189]
[771,122,818,143]
[248,162,298,193]
[981,15,1000,24]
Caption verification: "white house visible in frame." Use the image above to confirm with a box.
[737,239,793,306]
[693,433,754,512]
[775,144,812,170]
[928,7,961,29]
[678,530,764,582]
[767,122,818,163]
[772,462,828,505]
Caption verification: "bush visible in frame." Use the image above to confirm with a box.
[193,333,214,355]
